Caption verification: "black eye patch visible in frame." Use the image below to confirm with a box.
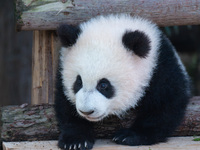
[96,78,115,99]
[73,75,83,94]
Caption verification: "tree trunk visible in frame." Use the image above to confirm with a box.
[1,97,200,142]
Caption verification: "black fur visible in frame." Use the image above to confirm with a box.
[96,78,115,99]
[122,30,150,58]
[54,31,190,149]
[113,34,190,145]
[57,24,81,47]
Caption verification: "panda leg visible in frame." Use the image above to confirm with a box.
[58,125,94,150]
[56,108,95,150]
[113,110,182,146]
[55,98,95,150]
[113,128,157,146]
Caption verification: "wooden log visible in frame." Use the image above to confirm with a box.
[32,31,60,104]
[15,0,200,30]
[2,137,200,150]
[1,97,200,142]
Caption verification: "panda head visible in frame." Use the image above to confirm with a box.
[57,14,161,122]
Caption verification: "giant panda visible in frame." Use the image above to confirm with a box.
[54,14,191,150]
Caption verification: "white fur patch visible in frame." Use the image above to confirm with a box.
[60,14,161,119]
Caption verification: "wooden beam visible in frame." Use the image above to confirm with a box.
[31,31,60,104]
[1,97,200,142]
[15,0,200,30]
[2,137,200,150]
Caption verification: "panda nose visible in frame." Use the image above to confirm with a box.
[79,110,94,115]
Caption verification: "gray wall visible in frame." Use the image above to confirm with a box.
[0,0,32,106]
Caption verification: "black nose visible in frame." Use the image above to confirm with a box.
[79,110,94,115]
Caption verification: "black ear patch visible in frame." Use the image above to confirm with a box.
[122,30,151,58]
[57,24,81,47]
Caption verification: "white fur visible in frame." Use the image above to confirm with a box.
[60,14,161,121]
[76,90,109,121]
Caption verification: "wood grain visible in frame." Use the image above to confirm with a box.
[1,97,200,142]
[15,0,200,30]
[3,137,200,150]
[31,31,60,104]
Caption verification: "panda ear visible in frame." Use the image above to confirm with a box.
[122,30,151,58]
[57,24,81,47]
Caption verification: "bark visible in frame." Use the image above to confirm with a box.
[1,97,200,142]
[15,0,200,30]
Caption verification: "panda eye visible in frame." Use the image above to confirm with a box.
[76,76,82,86]
[73,75,83,94]
[97,78,115,99]
[98,82,108,90]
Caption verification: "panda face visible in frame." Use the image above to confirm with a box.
[61,39,142,121]
[58,14,161,121]
[72,75,115,121]
[73,76,115,121]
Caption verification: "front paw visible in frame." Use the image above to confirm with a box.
[58,133,94,150]
[113,129,146,146]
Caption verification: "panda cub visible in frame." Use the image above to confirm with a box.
[55,14,191,150]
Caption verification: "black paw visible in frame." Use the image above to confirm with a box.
[58,133,94,150]
[113,128,150,146]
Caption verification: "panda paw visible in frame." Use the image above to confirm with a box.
[58,133,94,150]
[113,128,147,146]
[60,141,93,150]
